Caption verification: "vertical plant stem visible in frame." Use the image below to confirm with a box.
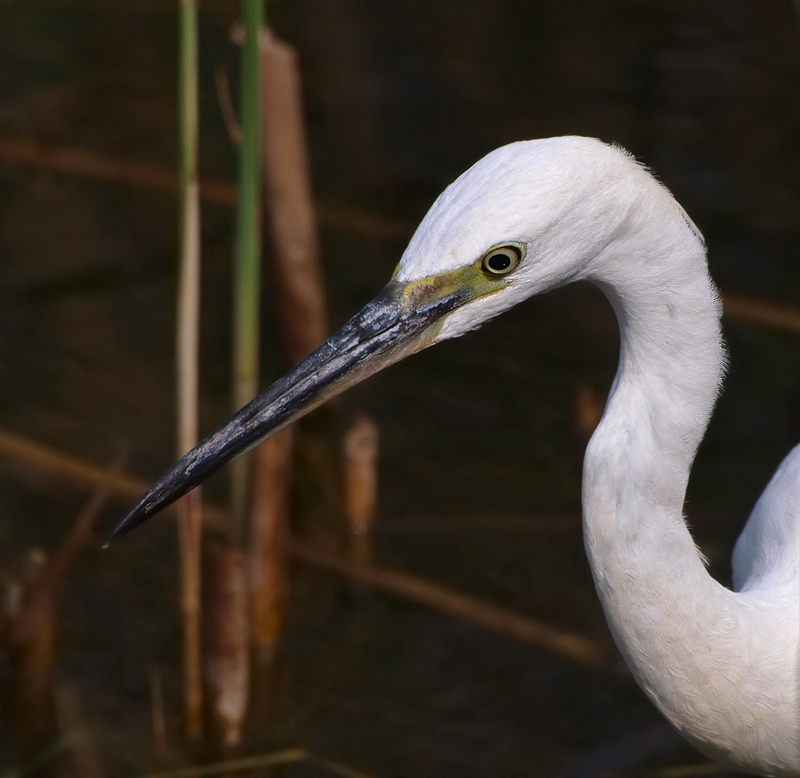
[6,452,127,756]
[177,0,203,743]
[261,31,328,365]
[343,416,379,566]
[248,430,292,731]
[7,548,55,755]
[231,0,265,547]
[205,542,250,748]
[249,30,330,738]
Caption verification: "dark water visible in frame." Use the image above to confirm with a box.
[0,1,798,775]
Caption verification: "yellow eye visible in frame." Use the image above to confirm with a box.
[481,245,523,276]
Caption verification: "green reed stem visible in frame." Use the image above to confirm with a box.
[231,0,265,545]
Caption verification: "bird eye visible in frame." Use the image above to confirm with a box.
[481,245,522,276]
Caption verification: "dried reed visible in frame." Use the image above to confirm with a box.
[286,537,609,668]
[4,451,124,757]
[261,31,328,364]
[245,28,332,738]
[343,416,379,566]
[205,542,250,748]
[177,0,204,743]
[248,433,291,730]
[0,427,606,670]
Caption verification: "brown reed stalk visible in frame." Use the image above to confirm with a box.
[721,290,800,335]
[32,448,127,599]
[0,428,231,534]
[0,427,150,503]
[260,30,328,365]
[177,0,204,743]
[204,541,250,748]
[4,548,55,754]
[0,427,579,535]
[0,134,411,238]
[342,415,379,566]
[285,537,609,669]
[0,429,654,671]
[177,490,203,743]
[248,431,292,730]
[4,450,125,756]
[243,29,331,737]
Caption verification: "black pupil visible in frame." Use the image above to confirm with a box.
[488,251,512,272]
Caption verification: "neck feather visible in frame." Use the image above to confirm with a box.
[580,225,742,750]
[584,230,725,594]
[587,237,725,521]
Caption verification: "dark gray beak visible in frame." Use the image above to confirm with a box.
[107,279,466,543]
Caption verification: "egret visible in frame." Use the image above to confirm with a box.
[110,137,800,776]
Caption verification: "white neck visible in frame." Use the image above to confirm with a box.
[582,211,800,774]
[580,225,788,771]
[584,229,724,578]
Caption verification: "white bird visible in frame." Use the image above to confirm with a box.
[111,137,800,776]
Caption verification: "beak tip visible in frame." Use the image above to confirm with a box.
[104,515,135,547]
[106,455,206,545]
[105,497,157,546]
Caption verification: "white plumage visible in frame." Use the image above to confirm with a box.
[114,136,800,776]
[412,138,799,775]
[406,138,799,775]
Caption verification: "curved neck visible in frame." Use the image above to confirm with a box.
[583,234,725,578]
[581,233,731,738]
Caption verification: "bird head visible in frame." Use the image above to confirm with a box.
[108,136,654,541]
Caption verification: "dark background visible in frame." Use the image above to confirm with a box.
[0,1,798,775]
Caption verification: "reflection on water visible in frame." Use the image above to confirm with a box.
[0,1,797,775]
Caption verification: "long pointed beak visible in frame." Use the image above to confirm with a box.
[107,279,467,543]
